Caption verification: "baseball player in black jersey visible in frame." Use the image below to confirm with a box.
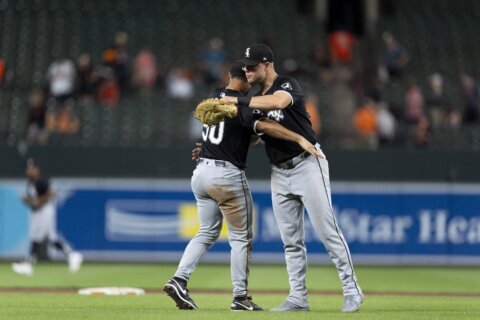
[11,159,83,276]
[221,44,364,313]
[164,61,320,311]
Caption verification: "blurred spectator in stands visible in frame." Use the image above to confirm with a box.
[156,64,166,90]
[411,117,430,148]
[131,45,158,94]
[460,73,480,124]
[404,79,424,124]
[312,38,333,81]
[200,37,227,86]
[354,98,378,148]
[47,55,76,108]
[97,66,120,107]
[381,32,409,81]
[26,88,49,145]
[305,93,321,137]
[167,68,194,99]
[102,31,130,93]
[328,30,356,64]
[102,45,116,68]
[113,31,129,92]
[374,101,397,146]
[76,53,99,106]
[283,58,301,77]
[0,56,13,88]
[441,103,462,129]
[46,107,80,135]
[425,73,447,128]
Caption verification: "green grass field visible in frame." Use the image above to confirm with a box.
[1,262,480,319]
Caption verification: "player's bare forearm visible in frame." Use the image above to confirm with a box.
[249,94,290,110]
[23,196,40,210]
[22,195,36,209]
[255,119,321,158]
[221,93,290,111]
[22,195,31,204]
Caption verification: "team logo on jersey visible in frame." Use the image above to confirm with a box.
[219,92,225,98]
[267,110,285,122]
[281,82,292,90]
[245,48,250,57]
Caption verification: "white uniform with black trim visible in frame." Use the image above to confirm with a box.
[27,178,59,242]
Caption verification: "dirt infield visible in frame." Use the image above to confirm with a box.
[1,287,480,297]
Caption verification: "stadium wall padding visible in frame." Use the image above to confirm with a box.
[1,179,480,265]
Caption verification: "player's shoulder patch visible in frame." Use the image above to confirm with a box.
[276,75,299,91]
[281,82,293,90]
[278,76,303,95]
[253,109,264,116]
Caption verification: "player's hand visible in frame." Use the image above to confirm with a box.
[298,138,324,159]
[30,201,41,210]
[23,196,39,209]
[192,143,202,161]
[219,96,237,104]
[22,196,34,206]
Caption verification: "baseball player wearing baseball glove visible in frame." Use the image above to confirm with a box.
[164,61,321,312]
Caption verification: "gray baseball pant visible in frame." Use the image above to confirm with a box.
[174,159,253,297]
[271,148,362,307]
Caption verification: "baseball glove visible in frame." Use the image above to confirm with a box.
[193,98,238,126]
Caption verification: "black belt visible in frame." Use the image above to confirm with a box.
[198,158,226,167]
[275,151,311,170]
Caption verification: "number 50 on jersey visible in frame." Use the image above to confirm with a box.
[202,122,225,145]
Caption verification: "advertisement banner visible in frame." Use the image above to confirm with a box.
[2,179,480,265]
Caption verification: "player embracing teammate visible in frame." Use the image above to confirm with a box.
[164,61,321,311]
[220,44,364,313]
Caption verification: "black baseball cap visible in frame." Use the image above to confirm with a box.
[230,60,247,80]
[241,44,274,66]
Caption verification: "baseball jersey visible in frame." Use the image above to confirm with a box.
[199,88,262,169]
[254,75,317,165]
[26,176,51,211]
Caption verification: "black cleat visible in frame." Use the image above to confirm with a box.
[230,296,264,311]
[163,278,198,310]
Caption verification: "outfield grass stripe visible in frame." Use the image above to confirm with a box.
[2,287,480,298]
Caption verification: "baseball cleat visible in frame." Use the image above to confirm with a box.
[12,262,34,276]
[230,296,264,311]
[68,252,83,273]
[342,293,365,313]
[270,300,310,312]
[163,279,198,310]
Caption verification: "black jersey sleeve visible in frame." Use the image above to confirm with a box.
[274,78,304,106]
[237,106,265,131]
[35,178,50,197]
